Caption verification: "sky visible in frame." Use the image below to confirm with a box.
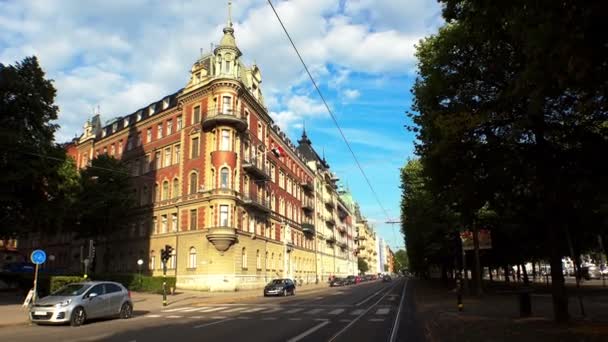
[0,0,444,251]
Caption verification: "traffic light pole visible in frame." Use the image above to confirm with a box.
[162,260,167,306]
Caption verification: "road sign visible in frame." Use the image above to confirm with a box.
[30,250,46,265]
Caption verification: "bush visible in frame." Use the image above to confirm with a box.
[49,276,86,293]
[91,274,176,293]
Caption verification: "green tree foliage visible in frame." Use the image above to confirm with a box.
[357,257,369,274]
[409,0,608,322]
[394,249,409,271]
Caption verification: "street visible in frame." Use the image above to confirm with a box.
[0,278,419,342]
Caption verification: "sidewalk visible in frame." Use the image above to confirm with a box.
[0,282,330,328]
[413,279,608,342]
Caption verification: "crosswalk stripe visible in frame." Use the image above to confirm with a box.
[222,307,247,313]
[350,309,364,315]
[305,308,324,315]
[286,308,305,314]
[198,307,228,313]
[161,307,193,312]
[145,314,161,318]
[328,309,345,315]
[182,307,208,312]
[241,307,265,313]
[260,308,283,313]
[376,308,390,315]
[166,315,182,318]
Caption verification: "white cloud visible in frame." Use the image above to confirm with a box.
[342,88,361,100]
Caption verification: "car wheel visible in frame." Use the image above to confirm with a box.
[119,302,133,319]
[70,306,86,327]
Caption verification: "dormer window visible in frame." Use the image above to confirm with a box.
[149,104,155,115]
[163,98,170,109]
[196,72,201,82]
[136,110,142,121]
[102,129,107,138]
[112,122,118,132]
[124,117,130,127]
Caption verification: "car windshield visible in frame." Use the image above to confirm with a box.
[50,284,91,296]
[268,279,285,285]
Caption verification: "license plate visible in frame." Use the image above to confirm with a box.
[34,311,47,316]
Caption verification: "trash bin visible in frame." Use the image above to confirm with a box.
[518,289,532,317]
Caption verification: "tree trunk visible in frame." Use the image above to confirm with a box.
[489,267,494,282]
[522,263,529,285]
[516,264,521,282]
[532,262,537,280]
[504,265,510,284]
[472,224,483,295]
[548,226,569,323]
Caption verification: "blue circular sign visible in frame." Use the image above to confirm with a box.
[30,250,46,265]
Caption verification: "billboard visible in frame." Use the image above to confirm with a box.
[460,229,492,250]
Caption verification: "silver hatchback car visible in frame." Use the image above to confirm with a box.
[29,281,133,326]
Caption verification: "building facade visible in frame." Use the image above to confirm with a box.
[354,207,378,274]
[18,8,364,291]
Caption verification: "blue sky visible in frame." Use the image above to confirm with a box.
[0,0,444,251]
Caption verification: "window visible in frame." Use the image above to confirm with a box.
[190,209,197,230]
[172,213,178,232]
[157,123,163,138]
[241,247,247,270]
[257,123,262,140]
[169,250,176,269]
[174,144,180,164]
[136,111,142,121]
[162,181,169,200]
[222,96,231,114]
[189,172,198,194]
[220,167,229,188]
[110,144,115,155]
[270,164,275,182]
[154,184,159,202]
[164,148,171,167]
[141,186,148,205]
[256,250,261,270]
[173,179,179,198]
[161,215,167,233]
[221,129,230,150]
[188,247,197,268]
[177,116,183,130]
[152,216,157,234]
[149,253,155,270]
[146,128,152,143]
[193,106,200,124]
[137,132,142,146]
[118,141,123,155]
[265,251,269,270]
[127,137,133,151]
[191,137,199,158]
[167,119,173,134]
[155,151,161,169]
[225,60,231,73]
[220,205,229,226]
[144,154,150,173]
[149,104,155,115]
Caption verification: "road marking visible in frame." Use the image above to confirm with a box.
[328,280,401,342]
[193,318,233,329]
[313,318,327,321]
[355,287,386,307]
[286,320,331,342]
[236,316,251,320]
[198,307,227,312]
[191,316,203,319]
[210,316,227,319]
[183,307,208,312]
[262,317,278,320]
[339,319,351,323]
[242,307,265,313]
[288,318,302,321]
[389,278,409,342]
[222,307,247,313]
[328,309,345,315]
[350,309,364,315]
[305,308,324,315]
[261,307,283,313]
[286,308,305,314]
[161,307,193,312]
[376,308,390,315]
[166,315,182,318]
[145,314,161,318]
[369,318,385,322]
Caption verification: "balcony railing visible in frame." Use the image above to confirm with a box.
[301,180,313,192]
[202,107,247,132]
[242,156,270,180]
[325,215,335,226]
[302,222,315,234]
[301,199,314,213]
[241,192,271,213]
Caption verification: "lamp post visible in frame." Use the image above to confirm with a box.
[137,259,144,288]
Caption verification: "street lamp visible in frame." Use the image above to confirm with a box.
[137,259,144,288]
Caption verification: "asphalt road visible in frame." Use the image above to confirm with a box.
[0,277,420,342]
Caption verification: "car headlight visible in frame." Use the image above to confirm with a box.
[54,299,72,308]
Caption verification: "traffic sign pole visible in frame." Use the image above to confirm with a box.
[32,263,39,305]
[30,250,47,305]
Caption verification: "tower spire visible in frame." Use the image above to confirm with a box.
[227,1,233,28]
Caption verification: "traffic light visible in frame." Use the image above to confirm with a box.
[161,245,173,263]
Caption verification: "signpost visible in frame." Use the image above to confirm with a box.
[30,249,46,305]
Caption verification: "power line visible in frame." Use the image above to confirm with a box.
[267,0,392,224]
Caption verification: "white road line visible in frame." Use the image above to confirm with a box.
[286,308,305,314]
[191,316,204,319]
[210,316,227,319]
[376,308,390,315]
[241,307,265,313]
[350,309,364,315]
[222,307,247,313]
[260,307,283,313]
[198,307,227,313]
[305,308,324,315]
[237,316,252,320]
[145,314,161,318]
[389,278,409,342]
[166,315,182,318]
[161,307,193,312]
[193,318,233,329]
[286,320,330,342]
[182,307,208,312]
[369,318,385,322]
[262,317,278,320]
[328,309,345,315]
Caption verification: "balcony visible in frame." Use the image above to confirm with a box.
[358,235,367,241]
[337,241,347,249]
[324,196,334,210]
[200,187,240,200]
[301,200,314,213]
[326,236,336,244]
[301,181,313,192]
[242,156,270,181]
[206,226,237,252]
[202,108,247,132]
[241,192,271,213]
[325,215,335,226]
[337,225,346,234]
[302,222,315,235]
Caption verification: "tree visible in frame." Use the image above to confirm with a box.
[0,56,68,238]
[358,258,369,274]
[394,249,409,271]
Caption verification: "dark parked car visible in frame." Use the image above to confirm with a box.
[263,278,296,297]
[330,277,346,287]
[382,275,392,282]
[345,275,356,285]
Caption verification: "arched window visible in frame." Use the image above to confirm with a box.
[271,253,275,271]
[188,247,197,269]
[220,167,229,188]
[154,183,159,202]
[173,178,179,198]
[256,250,261,270]
[241,247,247,270]
[278,253,282,271]
[162,181,169,200]
[189,172,198,194]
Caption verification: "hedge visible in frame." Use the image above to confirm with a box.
[91,274,176,294]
